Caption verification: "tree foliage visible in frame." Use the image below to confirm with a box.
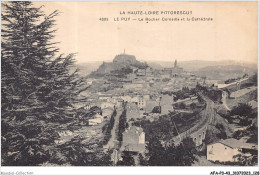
[102,109,116,145]
[117,151,135,166]
[230,103,253,118]
[118,108,127,142]
[142,137,197,166]
[1,1,87,166]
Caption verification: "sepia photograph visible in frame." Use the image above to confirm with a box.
[1,0,259,175]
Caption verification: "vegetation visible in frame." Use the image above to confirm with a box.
[116,151,135,166]
[249,73,257,85]
[132,112,198,143]
[173,87,196,101]
[196,85,222,102]
[118,108,128,142]
[77,106,101,120]
[233,154,258,166]
[162,78,171,82]
[152,106,161,113]
[138,153,147,166]
[174,102,186,109]
[139,137,197,166]
[190,102,197,110]
[110,67,133,78]
[225,77,241,84]
[1,2,90,166]
[102,109,117,145]
[232,123,258,143]
[132,117,176,142]
[230,103,253,118]
[204,124,227,145]
[215,124,227,139]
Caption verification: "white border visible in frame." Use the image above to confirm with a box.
[1,166,259,176]
[1,0,259,176]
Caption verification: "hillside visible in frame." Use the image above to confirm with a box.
[89,54,148,77]
[193,65,256,81]
[148,60,257,72]
[76,61,102,76]
[76,59,257,78]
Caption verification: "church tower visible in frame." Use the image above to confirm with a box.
[174,60,177,68]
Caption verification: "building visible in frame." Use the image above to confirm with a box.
[102,107,114,118]
[145,100,159,113]
[172,60,184,77]
[88,114,104,125]
[126,102,140,120]
[145,67,153,76]
[121,126,145,152]
[160,94,174,115]
[248,100,258,109]
[162,60,184,78]
[120,95,132,102]
[138,97,145,110]
[136,69,146,76]
[100,102,115,110]
[123,83,144,90]
[207,138,258,162]
[55,130,75,145]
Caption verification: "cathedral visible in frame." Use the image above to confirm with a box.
[172,60,184,77]
[162,60,184,77]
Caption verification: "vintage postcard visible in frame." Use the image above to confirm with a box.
[1,1,258,175]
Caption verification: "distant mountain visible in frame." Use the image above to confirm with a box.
[147,62,164,70]
[76,59,257,79]
[147,61,172,70]
[76,61,102,76]
[147,60,257,81]
[193,65,257,81]
[89,54,148,77]
[149,60,257,72]
[179,60,257,72]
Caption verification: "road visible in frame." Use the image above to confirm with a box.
[172,93,215,145]
[103,107,122,149]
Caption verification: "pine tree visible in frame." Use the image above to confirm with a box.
[1,1,87,165]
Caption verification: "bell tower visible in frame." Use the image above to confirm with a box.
[174,60,177,68]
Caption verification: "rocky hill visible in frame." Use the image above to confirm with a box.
[89,54,148,77]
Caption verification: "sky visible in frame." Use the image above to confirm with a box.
[33,1,258,64]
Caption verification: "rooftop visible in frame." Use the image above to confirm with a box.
[215,138,257,149]
[123,126,144,136]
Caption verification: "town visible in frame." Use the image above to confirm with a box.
[55,52,258,166]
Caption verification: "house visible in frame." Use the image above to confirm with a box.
[102,107,114,118]
[100,102,115,110]
[121,126,145,152]
[145,100,159,113]
[55,130,75,144]
[207,138,257,162]
[126,102,140,120]
[121,95,132,102]
[123,83,143,90]
[115,98,123,108]
[88,114,104,125]
[172,60,184,77]
[160,94,174,115]
[127,73,136,81]
[136,95,148,110]
[136,69,146,76]
[85,104,91,110]
[98,94,112,100]
[145,67,153,76]
[248,100,257,109]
